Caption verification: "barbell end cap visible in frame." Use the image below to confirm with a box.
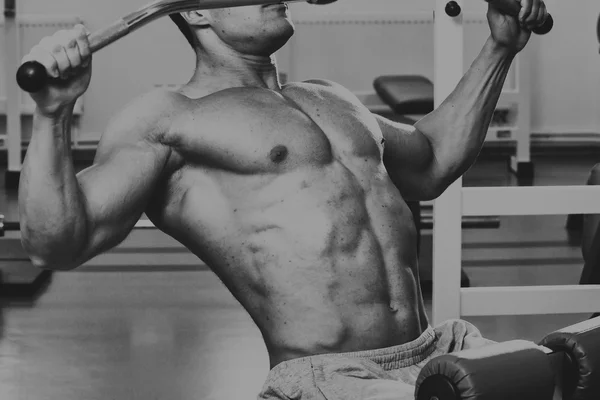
[16,61,48,93]
[445,1,462,18]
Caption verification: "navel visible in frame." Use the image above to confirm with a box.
[269,145,289,164]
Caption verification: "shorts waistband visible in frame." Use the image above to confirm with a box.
[273,325,437,372]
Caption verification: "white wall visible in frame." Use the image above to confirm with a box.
[288,0,600,135]
[529,0,600,134]
[4,0,600,139]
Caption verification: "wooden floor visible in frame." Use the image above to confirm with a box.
[1,153,600,400]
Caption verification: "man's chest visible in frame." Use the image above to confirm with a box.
[166,83,385,175]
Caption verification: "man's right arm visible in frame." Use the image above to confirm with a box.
[19,90,175,271]
[18,24,179,270]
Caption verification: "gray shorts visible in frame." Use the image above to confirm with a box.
[258,319,498,400]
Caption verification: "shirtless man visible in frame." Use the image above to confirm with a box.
[19,1,548,399]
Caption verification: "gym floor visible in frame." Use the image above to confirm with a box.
[0,151,599,400]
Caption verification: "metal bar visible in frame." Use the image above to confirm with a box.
[461,285,600,316]
[463,186,600,216]
[5,0,22,175]
[514,46,532,165]
[432,0,464,326]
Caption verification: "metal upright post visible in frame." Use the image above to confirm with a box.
[4,0,22,189]
[432,0,464,326]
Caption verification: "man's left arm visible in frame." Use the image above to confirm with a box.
[380,0,548,201]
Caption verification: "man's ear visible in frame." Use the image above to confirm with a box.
[181,11,210,27]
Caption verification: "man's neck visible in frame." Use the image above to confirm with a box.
[182,46,282,97]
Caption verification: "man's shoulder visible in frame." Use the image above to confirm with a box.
[294,79,366,110]
[298,78,345,90]
[128,87,188,116]
[108,88,189,141]
[297,79,359,100]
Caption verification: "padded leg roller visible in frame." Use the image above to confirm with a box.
[539,317,600,400]
[415,340,555,400]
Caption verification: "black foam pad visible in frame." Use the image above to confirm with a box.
[373,75,434,115]
[539,317,600,400]
[415,340,555,400]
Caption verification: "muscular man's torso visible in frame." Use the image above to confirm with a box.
[145,80,429,367]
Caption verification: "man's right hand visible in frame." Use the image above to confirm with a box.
[22,24,92,117]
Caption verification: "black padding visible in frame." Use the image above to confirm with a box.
[416,375,459,400]
[539,317,600,400]
[562,352,579,399]
[597,13,600,44]
[373,75,434,115]
[415,340,555,400]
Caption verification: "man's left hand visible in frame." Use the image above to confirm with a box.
[487,0,548,54]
